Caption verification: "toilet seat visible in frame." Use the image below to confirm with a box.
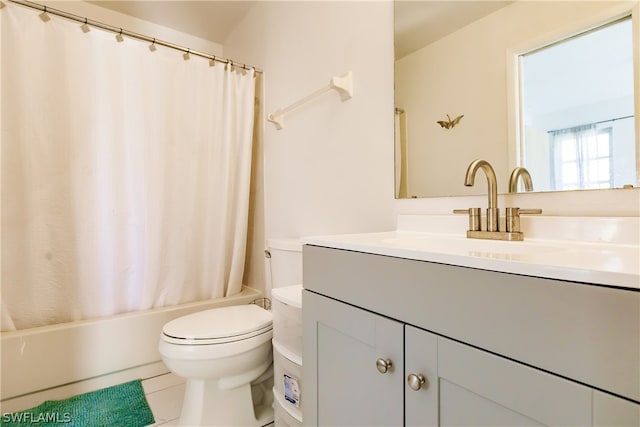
[162,304,273,345]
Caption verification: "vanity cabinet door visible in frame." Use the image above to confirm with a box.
[437,337,592,426]
[303,291,404,426]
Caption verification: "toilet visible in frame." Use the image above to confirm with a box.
[158,237,302,427]
[265,238,303,295]
[159,304,274,426]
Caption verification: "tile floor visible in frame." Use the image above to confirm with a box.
[142,374,275,427]
[142,373,185,426]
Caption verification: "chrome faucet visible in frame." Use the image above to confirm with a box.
[464,159,499,232]
[509,167,533,192]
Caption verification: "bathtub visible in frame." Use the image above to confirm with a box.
[0,287,263,412]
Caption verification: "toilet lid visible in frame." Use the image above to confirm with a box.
[162,304,272,342]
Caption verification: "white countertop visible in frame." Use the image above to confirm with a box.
[302,215,640,290]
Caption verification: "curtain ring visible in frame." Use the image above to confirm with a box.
[81,17,90,33]
[39,5,51,22]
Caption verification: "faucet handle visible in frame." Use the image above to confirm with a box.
[518,209,542,215]
[505,207,542,233]
[453,208,481,231]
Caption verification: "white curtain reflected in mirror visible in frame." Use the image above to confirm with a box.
[519,16,636,192]
[395,107,409,198]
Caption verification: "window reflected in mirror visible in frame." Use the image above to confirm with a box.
[519,16,635,192]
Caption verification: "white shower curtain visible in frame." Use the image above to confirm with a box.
[1,4,257,330]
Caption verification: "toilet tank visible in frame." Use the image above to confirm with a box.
[267,238,302,290]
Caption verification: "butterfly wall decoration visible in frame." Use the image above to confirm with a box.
[437,114,464,129]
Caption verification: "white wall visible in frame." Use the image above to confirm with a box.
[225,2,397,244]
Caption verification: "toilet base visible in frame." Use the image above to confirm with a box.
[178,363,274,427]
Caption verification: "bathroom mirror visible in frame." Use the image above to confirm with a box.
[394,1,639,198]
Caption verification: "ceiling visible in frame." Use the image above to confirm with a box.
[394,1,512,59]
[88,1,256,44]
[90,1,511,58]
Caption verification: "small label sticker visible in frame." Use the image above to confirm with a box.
[284,373,300,407]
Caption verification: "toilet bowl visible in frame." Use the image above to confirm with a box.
[159,304,274,427]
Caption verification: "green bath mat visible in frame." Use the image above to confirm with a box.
[1,379,155,427]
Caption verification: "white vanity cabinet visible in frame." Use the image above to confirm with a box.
[302,245,640,426]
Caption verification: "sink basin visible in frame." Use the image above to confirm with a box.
[382,234,570,259]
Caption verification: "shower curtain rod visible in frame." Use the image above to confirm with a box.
[6,0,263,74]
[545,114,634,134]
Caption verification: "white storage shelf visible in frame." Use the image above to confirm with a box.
[274,387,303,427]
[271,284,304,426]
[273,341,304,419]
[271,285,303,361]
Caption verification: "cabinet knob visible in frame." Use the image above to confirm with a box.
[407,373,426,391]
[375,358,393,374]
